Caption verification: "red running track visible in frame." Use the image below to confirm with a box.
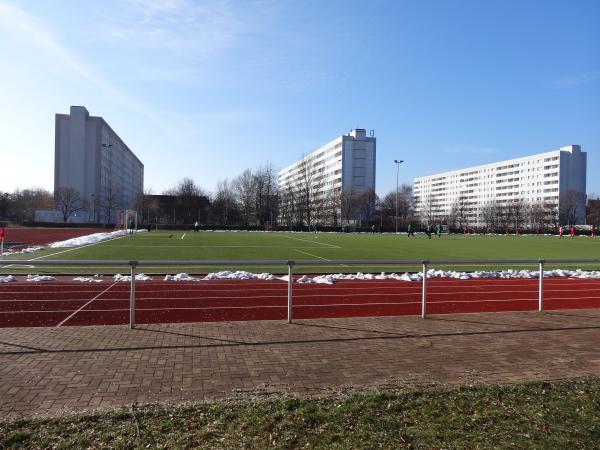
[1,278,600,328]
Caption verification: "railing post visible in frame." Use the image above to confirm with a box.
[422,261,428,319]
[130,261,137,329]
[287,261,294,324]
[538,260,544,312]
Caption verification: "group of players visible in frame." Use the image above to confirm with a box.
[405,223,597,238]
[406,223,443,239]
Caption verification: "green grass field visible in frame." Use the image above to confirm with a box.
[2,231,600,275]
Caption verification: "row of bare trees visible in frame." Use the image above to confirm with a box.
[416,190,590,232]
[0,187,93,223]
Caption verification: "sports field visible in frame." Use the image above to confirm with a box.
[2,230,600,274]
[2,231,600,273]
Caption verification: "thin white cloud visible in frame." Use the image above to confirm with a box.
[99,0,252,56]
[0,0,197,140]
[550,70,600,89]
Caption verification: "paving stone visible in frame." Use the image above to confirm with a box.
[1,309,600,418]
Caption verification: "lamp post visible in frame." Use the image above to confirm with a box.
[394,159,404,234]
[101,142,113,225]
[90,193,95,224]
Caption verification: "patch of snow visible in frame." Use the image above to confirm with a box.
[201,271,284,281]
[164,273,199,282]
[73,276,104,283]
[1,246,44,256]
[26,274,55,282]
[203,270,258,280]
[113,273,153,282]
[0,275,16,283]
[49,230,142,248]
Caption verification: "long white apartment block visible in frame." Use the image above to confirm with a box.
[413,145,587,226]
[278,129,376,219]
[55,106,144,223]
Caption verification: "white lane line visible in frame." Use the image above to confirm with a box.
[55,281,118,327]
[284,235,340,248]
[181,233,186,240]
[8,295,600,315]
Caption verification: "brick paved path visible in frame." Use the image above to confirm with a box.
[2,309,600,419]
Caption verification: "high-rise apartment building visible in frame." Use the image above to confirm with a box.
[413,145,587,226]
[278,129,376,225]
[55,106,144,223]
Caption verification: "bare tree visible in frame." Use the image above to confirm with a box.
[587,196,600,227]
[560,189,586,225]
[497,202,512,232]
[340,187,358,229]
[413,194,430,226]
[253,164,279,227]
[278,186,296,230]
[356,187,378,227]
[55,187,84,222]
[528,201,546,230]
[212,179,239,226]
[0,191,9,220]
[396,184,414,226]
[480,201,499,233]
[132,188,159,226]
[379,191,396,229]
[449,196,468,229]
[545,201,559,229]
[324,187,342,227]
[295,155,321,228]
[234,170,256,227]
[102,185,121,225]
[508,198,527,231]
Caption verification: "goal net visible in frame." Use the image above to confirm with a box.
[115,210,138,234]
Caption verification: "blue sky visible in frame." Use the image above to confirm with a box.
[1,0,598,196]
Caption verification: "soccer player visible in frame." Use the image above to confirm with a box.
[426,224,432,239]
[559,225,563,238]
[592,226,597,238]
[570,225,575,238]
[436,223,442,238]
[407,223,415,237]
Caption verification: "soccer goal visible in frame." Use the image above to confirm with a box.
[115,210,138,234]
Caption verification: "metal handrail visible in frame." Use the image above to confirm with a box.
[3,258,600,266]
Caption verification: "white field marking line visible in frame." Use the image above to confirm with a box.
[283,235,340,248]
[31,235,126,261]
[294,249,330,260]
[55,281,118,327]
[98,245,334,248]
[181,233,186,240]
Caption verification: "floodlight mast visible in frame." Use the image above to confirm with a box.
[394,160,404,234]
[101,142,113,225]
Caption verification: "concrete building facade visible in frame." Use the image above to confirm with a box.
[413,145,587,227]
[278,129,376,225]
[55,106,144,223]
